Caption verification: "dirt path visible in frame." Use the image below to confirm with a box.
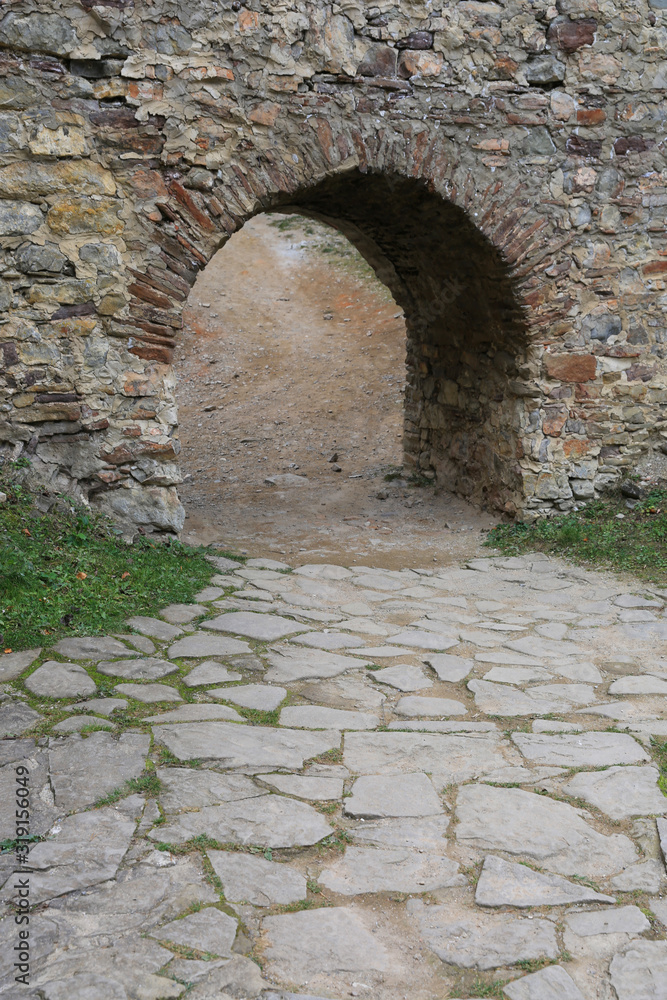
[175,214,496,566]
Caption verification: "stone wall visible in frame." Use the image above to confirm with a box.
[1,0,666,532]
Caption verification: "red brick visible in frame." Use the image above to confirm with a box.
[544,354,597,382]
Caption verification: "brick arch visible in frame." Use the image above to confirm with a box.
[113,127,558,529]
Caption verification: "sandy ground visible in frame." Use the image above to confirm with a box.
[175,214,497,567]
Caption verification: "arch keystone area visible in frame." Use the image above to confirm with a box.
[1,1,665,532]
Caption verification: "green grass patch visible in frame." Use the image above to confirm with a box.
[0,478,215,650]
[94,771,162,807]
[486,489,667,587]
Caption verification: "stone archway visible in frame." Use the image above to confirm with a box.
[1,2,664,534]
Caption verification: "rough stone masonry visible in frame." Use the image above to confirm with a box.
[1,0,667,532]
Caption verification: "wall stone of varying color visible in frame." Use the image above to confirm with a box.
[1,0,666,532]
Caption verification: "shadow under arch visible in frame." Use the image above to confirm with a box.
[266,169,528,510]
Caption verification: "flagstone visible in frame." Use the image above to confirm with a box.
[279,705,379,730]
[371,664,433,690]
[98,657,179,680]
[156,908,237,957]
[126,616,183,641]
[154,720,339,767]
[183,661,242,686]
[344,773,443,818]
[423,653,473,682]
[503,966,586,1000]
[512,732,650,767]
[262,773,343,800]
[146,704,244,724]
[455,784,638,877]
[168,634,252,658]
[0,647,41,681]
[563,765,666,819]
[25,661,96,698]
[208,851,305,905]
[218,683,286,711]
[393,696,467,717]
[265,648,369,683]
[319,846,463,895]
[409,899,558,970]
[114,683,182,703]
[52,636,133,660]
[203,611,312,640]
[475,855,615,907]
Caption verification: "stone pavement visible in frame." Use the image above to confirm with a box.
[1,553,667,999]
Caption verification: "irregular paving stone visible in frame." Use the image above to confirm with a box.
[611,860,665,894]
[468,680,593,716]
[18,801,140,904]
[503,965,586,1000]
[155,720,338,766]
[195,586,226,601]
[52,636,132,660]
[207,555,243,572]
[652,898,667,927]
[52,714,114,732]
[423,653,473,682]
[371,664,433,690]
[97,657,179,680]
[609,674,667,694]
[25,660,97,698]
[475,855,615,907]
[409,899,558,970]
[0,647,41,681]
[30,939,178,1000]
[126,616,183,641]
[565,905,650,936]
[208,850,306,905]
[512,732,650,767]
[575,701,660,722]
[319,845,463,894]
[610,940,667,999]
[279,705,379,730]
[158,769,264,812]
[0,701,43,736]
[388,720,498,732]
[163,958,228,986]
[115,632,157,655]
[49,731,150,811]
[357,645,418,657]
[291,631,366,649]
[475,650,546,666]
[345,731,507,784]
[265,648,369,682]
[180,955,267,998]
[295,563,352,580]
[219,683,286,710]
[614,594,663,609]
[149,794,332,847]
[390,629,458,650]
[115,682,182,703]
[156,907,237,957]
[344,773,443,818]
[203,611,311,640]
[455,784,638,877]
[483,666,553,684]
[146,704,244,723]
[63,698,127,715]
[353,815,450,850]
[299,673,386,711]
[45,854,217,938]
[262,907,392,984]
[658,816,667,866]
[394,695,467,717]
[262,773,343,800]
[183,661,242,686]
[161,603,207,624]
[532,720,581,733]
[504,637,585,657]
[169,634,252,658]
[563,765,667,819]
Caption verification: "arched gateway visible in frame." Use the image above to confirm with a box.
[0,2,665,533]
